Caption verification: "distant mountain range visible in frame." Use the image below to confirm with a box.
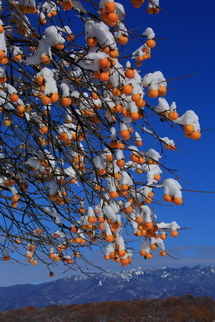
[1,265,215,311]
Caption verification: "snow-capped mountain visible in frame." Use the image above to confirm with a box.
[1,265,215,311]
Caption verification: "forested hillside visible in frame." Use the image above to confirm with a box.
[0,295,214,322]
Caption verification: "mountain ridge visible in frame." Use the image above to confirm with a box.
[1,265,215,311]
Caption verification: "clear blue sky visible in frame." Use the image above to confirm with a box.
[1,0,215,287]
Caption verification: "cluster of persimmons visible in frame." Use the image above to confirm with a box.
[0,0,200,275]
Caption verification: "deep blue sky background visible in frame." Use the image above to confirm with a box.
[1,0,215,286]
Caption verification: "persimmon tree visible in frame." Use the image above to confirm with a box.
[0,0,201,275]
